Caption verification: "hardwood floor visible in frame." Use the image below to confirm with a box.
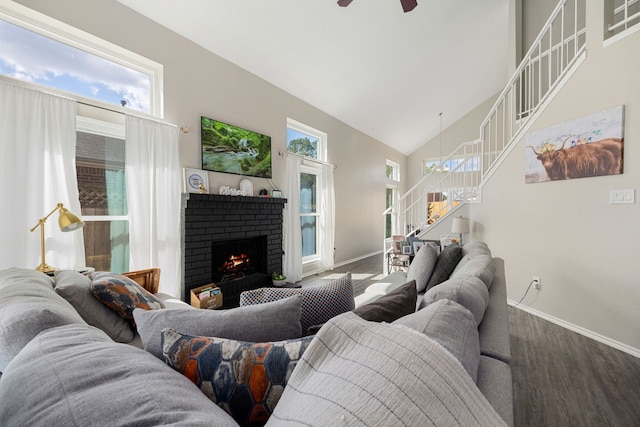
[301,255,640,427]
[298,254,387,296]
[509,305,640,427]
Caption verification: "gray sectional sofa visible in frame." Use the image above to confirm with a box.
[0,240,512,426]
[356,240,513,425]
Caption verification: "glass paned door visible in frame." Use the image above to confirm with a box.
[300,170,318,259]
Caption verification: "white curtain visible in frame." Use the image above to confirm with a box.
[283,155,302,282]
[319,164,335,270]
[125,115,181,297]
[0,81,84,270]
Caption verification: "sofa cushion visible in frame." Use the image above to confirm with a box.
[266,312,505,426]
[163,328,313,426]
[54,270,135,343]
[0,324,238,426]
[407,242,438,292]
[0,271,87,372]
[425,243,463,291]
[420,275,490,325]
[240,273,354,335]
[89,273,165,320]
[133,294,303,360]
[393,298,480,382]
[450,255,496,289]
[0,267,54,291]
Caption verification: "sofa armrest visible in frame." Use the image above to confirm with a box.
[478,257,512,363]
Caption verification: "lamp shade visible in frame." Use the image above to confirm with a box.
[451,217,470,234]
[58,207,85,232]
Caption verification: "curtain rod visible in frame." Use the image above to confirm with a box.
[77,100,189,133]
[277,150,337,169]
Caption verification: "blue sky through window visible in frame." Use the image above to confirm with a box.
[0,19,150,113]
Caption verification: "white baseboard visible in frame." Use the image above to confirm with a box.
[333,250,383,269]
[508,300,640,359]
[302,250,383,279]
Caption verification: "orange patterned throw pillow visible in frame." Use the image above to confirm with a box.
[89,273,164,320]
[162,328,313,427]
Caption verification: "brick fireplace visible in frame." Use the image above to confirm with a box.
[181,193,287,307]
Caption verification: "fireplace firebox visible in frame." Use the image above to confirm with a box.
[211,236,267,282]
[182,193,286,307]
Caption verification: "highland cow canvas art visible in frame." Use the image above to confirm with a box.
[525,105,624,183]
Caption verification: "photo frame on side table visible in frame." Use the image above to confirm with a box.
[412,241,425,254]
[440,235,459,251]
[184,168,209,194]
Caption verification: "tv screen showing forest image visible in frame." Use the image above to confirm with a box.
[201,116,272,178]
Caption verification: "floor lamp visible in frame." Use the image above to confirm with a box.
[30,203,85,274]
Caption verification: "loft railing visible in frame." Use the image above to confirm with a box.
[608,0,640,35]
[383,0,586,251]
[481,0,586,177]
[383,140,480,249]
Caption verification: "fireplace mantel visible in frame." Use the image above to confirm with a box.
[181,193,287,305]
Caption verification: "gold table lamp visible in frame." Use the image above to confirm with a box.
[29,203,85,274]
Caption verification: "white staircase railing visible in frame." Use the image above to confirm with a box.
[383,0,586,248]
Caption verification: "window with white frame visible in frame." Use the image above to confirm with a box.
[386,159,400,181]
[385,160,401,239]
[0,2,163,116]
[76,117,129,273]
[424,156,479,175]
[606,0,640,40]
[287,119,328,263]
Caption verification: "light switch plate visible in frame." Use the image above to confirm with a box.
[609,189,635,204]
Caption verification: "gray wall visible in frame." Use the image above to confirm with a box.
[16,0,407,267]
[412,1,640,354]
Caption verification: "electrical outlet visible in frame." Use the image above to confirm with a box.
[533,276,541,290]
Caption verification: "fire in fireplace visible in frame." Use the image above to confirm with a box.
[221,253,251,281]
[211,236,267,283]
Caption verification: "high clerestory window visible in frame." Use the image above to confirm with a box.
[0,2,163,116]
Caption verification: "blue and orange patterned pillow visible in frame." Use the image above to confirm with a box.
[239,273,354,334]
[89,273,164,320]
[162,328,313,426]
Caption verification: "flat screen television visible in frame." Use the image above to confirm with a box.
[201,116,272,178]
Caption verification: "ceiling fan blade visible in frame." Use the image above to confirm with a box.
[400,0,418,13]
[337,0,353,7]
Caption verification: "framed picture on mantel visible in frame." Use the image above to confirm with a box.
[184,168,209,194]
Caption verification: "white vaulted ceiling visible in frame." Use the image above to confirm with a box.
[116,0,510,155]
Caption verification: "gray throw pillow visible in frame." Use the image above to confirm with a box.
[133,294,303,359]
[450,255,496,289]
[267,312,505,426]
[407,243,438,292]
[425,243,463,291]
[0,280,86,372]
[393,299,480,382]
[54,270,135,343]
[420,275,490,325]
[0,324,237,426]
